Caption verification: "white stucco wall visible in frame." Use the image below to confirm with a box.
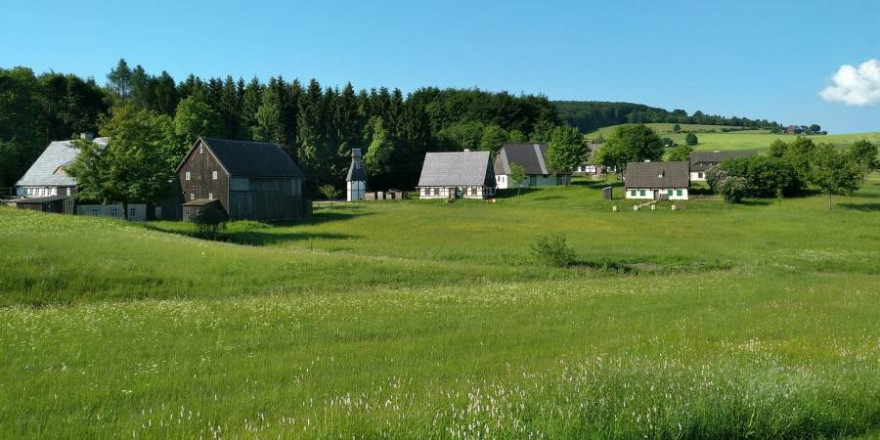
[624,188,689,200]
[690,171,707,181]
[418,186,494,199]
[76,203,148,221]
[495,174,567,189]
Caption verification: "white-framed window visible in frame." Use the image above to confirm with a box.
[91,208,99,216]
[190,193,195,200]
[66,188,71,196]
[185,172,191,181]
[110,207,118,217]
[129,207,137,219]
[208,193,213,200]
[212,171,218,180]
[199,145,204,154]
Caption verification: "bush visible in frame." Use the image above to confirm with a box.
[531,234,578,267]
[717,176,748,203]
[719,156,802,197]
[192,207,227,240]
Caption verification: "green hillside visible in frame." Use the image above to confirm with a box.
[3,174,880,438]
[586,123,880,152]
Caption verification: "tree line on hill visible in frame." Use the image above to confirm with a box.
[1,59,575,194]
[553,101,784,133]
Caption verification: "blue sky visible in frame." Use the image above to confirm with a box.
[2,0,880,133]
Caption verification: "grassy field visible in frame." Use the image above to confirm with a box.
[585,123,880,153]
[2,174,880,438]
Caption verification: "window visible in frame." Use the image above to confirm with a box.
[639,190,646,196]
[208,193,213,200]
[110,207,118,218]
[432,188,439,196]
[199,145,203,154]
[698,172,704,179]
[91,208,99,216]
[185,172,191,181]
[190,193,195,200]
[667,189,673,196]
[66,188,71,196]
[129,207,137,219]
[676,189,683,196]
[630,189,637,196]
[212,171,218,180]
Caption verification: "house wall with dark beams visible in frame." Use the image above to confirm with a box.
[177,140,230,212]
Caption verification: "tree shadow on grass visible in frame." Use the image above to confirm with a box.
[740,199,773,206]
[838,203,880,212]
[224,231,358,246]
[271,208,374,227]
[493,188,540,199]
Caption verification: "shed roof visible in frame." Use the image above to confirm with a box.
[417,151,495,187]
[182,198,222,207]
[189,137,304,178]
[15,138,109,187]
[624,161,690,188]
[689,151,756,171]
[494,143,549,175]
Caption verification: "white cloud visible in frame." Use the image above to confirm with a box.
[819,58,880,106]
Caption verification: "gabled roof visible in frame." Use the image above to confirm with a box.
[15,138,109,188]
[689,151,756,172]
[494,143,549,175]
[625,161,689,188]
[417,151,495,187]
[178,137,303,178]
[346,148,367,182]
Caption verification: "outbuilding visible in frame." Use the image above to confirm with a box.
[624,161,690,200]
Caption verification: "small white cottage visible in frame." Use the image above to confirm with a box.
[624,161,690,200]
[346,148,367,201]
[494,143,569,188]
[417,151,496,199]
[689,151,756,181]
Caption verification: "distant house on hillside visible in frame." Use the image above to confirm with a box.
[574,143,604,175]
[624,161,689,200]
[689,151,756,181]
[417,151,496,199]
[494,143,569,188]
[13,134,179,220]
[785,125,804,135]
[176,137,310,221]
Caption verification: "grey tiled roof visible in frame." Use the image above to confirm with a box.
[689,151,756,172]
[417,151,495,187]
[494,143,549,175]
[15,138,109,187]
[625,161,689,188]
[199,137,303,178]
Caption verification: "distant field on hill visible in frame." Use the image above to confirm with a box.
[585,123,880,152]
[2,175,880,438]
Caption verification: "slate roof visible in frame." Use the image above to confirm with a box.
[194,137,303,178]
[417,151,495,187]
[346,148,367,182]
[624,161,690,188]
[494,143,549,175]
[689,151,756,172]
[15,138,109,187]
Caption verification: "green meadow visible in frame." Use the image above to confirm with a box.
[2,174,880,438]
[585,123,880,153]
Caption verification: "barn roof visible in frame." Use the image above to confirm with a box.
[624,161,689,188]
[417,151,495,187]
[197,137,303,178]
[689,151,756,171]
[15,138,109,188]
[494,143,549,175]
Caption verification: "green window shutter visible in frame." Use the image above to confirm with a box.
[667,189,673,196]
[639,189,645,196]
[676,189,683,196]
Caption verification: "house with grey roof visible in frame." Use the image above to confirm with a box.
[574,143,604,175]
[494,143,569,188]
[176,137,310,221]
[417,151,496,199]
[624,161,690,200]
[689,151,757,181]
[15,135,109,200]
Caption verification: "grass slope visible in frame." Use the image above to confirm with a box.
[2,174,880,438]
[586,123,880,153]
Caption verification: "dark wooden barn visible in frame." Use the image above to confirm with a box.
[176,137,311,221]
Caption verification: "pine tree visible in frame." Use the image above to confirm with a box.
[106,59,133,101]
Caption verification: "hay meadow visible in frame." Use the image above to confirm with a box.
[2,173,880,439]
